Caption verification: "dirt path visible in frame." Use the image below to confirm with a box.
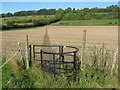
[2,26,118,50]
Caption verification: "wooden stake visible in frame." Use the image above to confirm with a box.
[80,30,87,68]
[25,35,29,69]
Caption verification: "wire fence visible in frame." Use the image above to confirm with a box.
[1,42,24,87]
[0,51,19,69]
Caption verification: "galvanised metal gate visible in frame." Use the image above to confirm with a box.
[31,45,80,81]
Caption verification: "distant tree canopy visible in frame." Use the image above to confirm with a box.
[1,5,119,18]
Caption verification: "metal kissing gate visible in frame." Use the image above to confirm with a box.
[30,45,80,81]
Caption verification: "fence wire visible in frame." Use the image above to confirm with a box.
[0,51,19,69]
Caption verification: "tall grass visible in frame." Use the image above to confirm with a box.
[2,43,119,88]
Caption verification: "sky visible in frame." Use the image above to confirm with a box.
[2,2,119,13]
[1,0,120,2]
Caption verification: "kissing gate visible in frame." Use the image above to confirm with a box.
[29,45,80,81]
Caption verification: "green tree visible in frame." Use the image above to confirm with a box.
[37,9,48,15]
[48,9,56,15]
[65,7,72,13]
[5,12,13,17]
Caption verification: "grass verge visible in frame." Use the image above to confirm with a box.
[2,44,119,88]
[50,19,118,26]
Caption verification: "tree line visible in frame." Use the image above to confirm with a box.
[1,5,119,18]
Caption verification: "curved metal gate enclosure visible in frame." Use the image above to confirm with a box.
[31,45,80,81]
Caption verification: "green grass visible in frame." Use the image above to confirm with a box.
[2,60,68,88]
[2,45,119,88]
[2,60,118,88]
[14,23,33,26]
[50,19,118,26]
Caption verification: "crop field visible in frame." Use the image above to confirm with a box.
[2,26,118,49]
[2,26,118,61]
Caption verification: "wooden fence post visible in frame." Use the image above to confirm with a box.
[25,35,29,69]
[80,30,87,69]
[18,42,25,65]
